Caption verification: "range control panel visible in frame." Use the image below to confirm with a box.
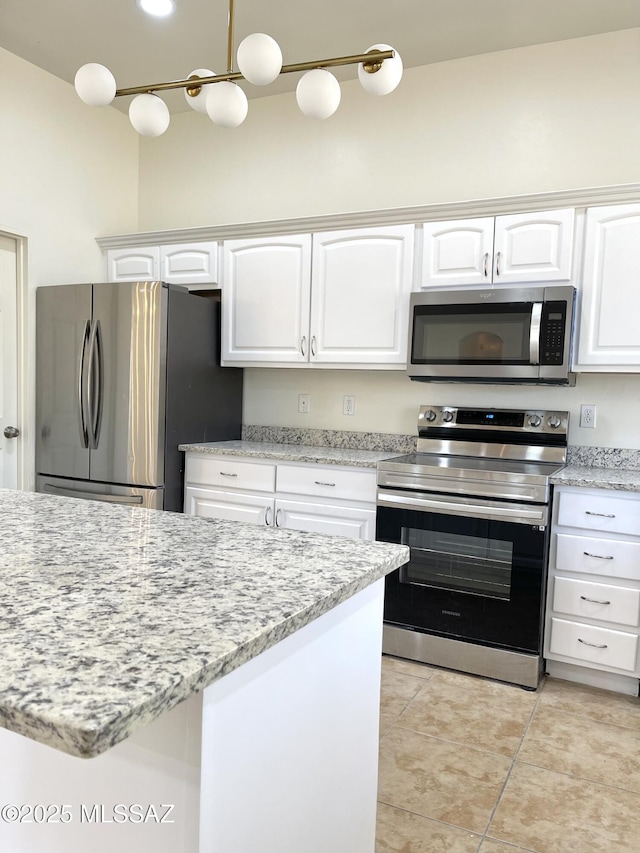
[418,405,569,436]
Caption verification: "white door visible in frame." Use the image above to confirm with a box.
[275,498,376,540]
[221,235,312,365]
[492,208,574,284]
[106,246,160,281]
[420,218,494,287]
[160,242,218,284]
[184,486,274,525]
[0,235,18,489]
[310,226,414,366]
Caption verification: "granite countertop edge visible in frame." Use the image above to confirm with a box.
[179,440,396,468]
[550,465,640,492]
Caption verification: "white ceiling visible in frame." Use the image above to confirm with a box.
[2,0,640,114]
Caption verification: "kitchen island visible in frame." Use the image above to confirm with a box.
[0,488,407,853]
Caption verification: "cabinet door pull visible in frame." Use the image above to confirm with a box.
[585,511,615,518]
[301,336,307,357]
[310,335,317,357]
[275,508,283,527]
[264,506,272,526]
[315,480,336,487]
[483,252,489,277]
[583,551,613,560]
[220,471,238,477]
[495,250,501,277]
[578,638,608,649]
[580,595,611,605]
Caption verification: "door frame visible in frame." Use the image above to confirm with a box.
[1,230,29,490]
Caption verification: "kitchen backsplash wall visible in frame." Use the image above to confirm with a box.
[242,369,640,451]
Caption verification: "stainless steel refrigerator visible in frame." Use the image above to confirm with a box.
[36,280,242,511]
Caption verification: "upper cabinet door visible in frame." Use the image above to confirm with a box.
[576,204,640,370]
[310,226,415,365]
[160,242,218,284]
[221,235,312,364]
[493,208,574,284]
[106,247,160,282]
[421,218,494,287]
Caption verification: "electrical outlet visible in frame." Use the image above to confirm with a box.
[343,395,356,416]
[298,394,310,414]
[580,404,596,429]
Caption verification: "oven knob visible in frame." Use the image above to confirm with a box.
[547,415,562,429]
[442,410,454,422]
[423,409,437,422]
[528,415,542,427]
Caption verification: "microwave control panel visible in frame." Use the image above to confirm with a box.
[539,302,567,365]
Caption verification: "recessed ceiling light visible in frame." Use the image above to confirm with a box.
[137,0,176,17]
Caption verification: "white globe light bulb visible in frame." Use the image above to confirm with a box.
[184,68,216,114]
[74,63,117,106]
[358,44,403,95]
[128,94,170,137]
[206,82,248,128]
[296,69,341,119]
[237,33,283,85]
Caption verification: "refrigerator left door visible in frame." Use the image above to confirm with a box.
[36,285,92,480]
[36,475,163,510]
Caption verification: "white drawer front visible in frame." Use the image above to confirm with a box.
[556,491,640,536]
[185,456,276,493]
[549,617,638,672]
[555,533,640,581]
[276,464,376,503]
[552,577,640,627]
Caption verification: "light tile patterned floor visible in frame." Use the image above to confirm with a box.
[377,655,640,853]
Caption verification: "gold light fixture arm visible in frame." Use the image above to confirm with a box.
[115,50,394,98]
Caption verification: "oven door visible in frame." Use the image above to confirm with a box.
[376,489,549,654]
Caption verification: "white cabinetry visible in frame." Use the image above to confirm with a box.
[184,453,376,541]
[106,242,218,284]
[575,204,640,370]
[221,226,414,368]
[544,486,640,693]
[420,208,575,288]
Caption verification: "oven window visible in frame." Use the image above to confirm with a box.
[411,303,533,365]
[400,528,514,600]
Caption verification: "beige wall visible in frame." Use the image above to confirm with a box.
[135,29,640,449]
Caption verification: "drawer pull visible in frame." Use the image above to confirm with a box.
[219,471,238,477]
[585,511,615,518]
[577,638,608,650]
[583,551,614,560]
[580,595,611,605]
[315,480,336,487]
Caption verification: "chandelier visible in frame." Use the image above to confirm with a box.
[74,0,403,137]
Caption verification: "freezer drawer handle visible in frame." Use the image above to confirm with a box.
[577,637,608,650]
[219,471,238,477]
[583,551,613,560]
[315,480,336,487]
[580,595,611,605]
[585,511,615,518]
[43,484,144,505]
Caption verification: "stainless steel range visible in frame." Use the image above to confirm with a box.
[376,405,569,689]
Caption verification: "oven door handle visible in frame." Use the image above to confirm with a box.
[377,490,547,525]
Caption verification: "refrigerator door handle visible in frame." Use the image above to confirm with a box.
[86,319,104,450]
[42,483,144,505]
[78,320,91,449]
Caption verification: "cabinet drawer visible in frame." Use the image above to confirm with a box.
[555,533,640,581]
[185,456,276,492]
[276,464,376,503]
[548,618,638,672]
[556,491,640,536]
[552,577,640,627]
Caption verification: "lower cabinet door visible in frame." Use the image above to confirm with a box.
[548,617,639,673]
[275,499,376,540]
[185,486,274,526]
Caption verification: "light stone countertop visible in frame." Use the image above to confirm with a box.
[0,489,408,759]
[550,465,640,492]
[179,440,398,468]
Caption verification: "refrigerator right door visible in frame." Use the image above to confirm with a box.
[90,281,167,488]
[36,284,92,480]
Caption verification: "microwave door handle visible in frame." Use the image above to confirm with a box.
[529,302,543,365]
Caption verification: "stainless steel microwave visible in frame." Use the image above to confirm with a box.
[407,285,576,385]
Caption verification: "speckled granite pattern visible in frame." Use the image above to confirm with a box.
[179,439,397,468]
[567,446,640,469]
[241,426,417,454]
[551,466,640,492]
[0,489,407,759]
